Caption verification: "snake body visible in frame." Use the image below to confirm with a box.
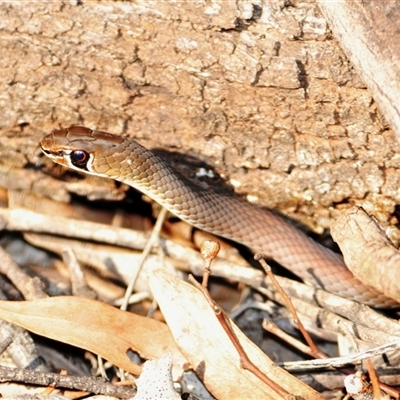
[40,126,397,307]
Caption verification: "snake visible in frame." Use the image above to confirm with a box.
[40,126,397,308]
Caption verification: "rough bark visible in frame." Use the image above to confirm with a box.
[1,0,399,231]
[318,0,400,141]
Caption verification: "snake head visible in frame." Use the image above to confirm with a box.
[40,126,97,171]
[40,126,133,179]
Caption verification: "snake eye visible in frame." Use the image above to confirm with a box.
[70,150,89,168]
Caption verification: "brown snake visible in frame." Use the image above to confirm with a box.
[40,126,397,308]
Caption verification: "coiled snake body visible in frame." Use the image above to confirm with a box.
[41,126,396,308]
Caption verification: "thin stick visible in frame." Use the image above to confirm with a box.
[120,207,168,311]
[255,254,326,359]
[199,240,219,288]
[262,319,314,357]
[365,359,382,399]
[61,248,97,299]
[188,275,293,399]
[188,242,294,399]
[0,365,135,398]
[365,359,399,400]
[276,341,400,370]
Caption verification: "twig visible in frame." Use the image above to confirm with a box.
[254,274,400,337]
[0,335,13,356]
[12,208,262,287]
[262,319,314,358]
[365,359,400,399]
[120,207,168,311]
[188,241,294,400]
[0,208,148,250]
[255,276,400,345]
[254,255,398,393]
[189,275,292,399]
[61,248,97,299]
[0,365,135,398]
[365,359,382,399]
[255,254,326,359]
[199,240,220,288]
[0,246,47,300]
[276,341,400,371]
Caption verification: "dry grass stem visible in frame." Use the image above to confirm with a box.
[120,206,168,311]
[255,254,326,359]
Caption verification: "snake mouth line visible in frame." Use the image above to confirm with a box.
[41,148,63,157]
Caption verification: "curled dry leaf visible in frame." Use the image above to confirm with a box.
[146,264,324,400]
[331,206,400,304]
[0,297,188,377]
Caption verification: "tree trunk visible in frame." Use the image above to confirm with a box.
[1,0,399,231]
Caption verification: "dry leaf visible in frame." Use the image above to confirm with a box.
[146,264,324,400]
[0,297,187,377]
[331,206,400,303]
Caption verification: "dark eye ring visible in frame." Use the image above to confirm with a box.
[70,150,89,168]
